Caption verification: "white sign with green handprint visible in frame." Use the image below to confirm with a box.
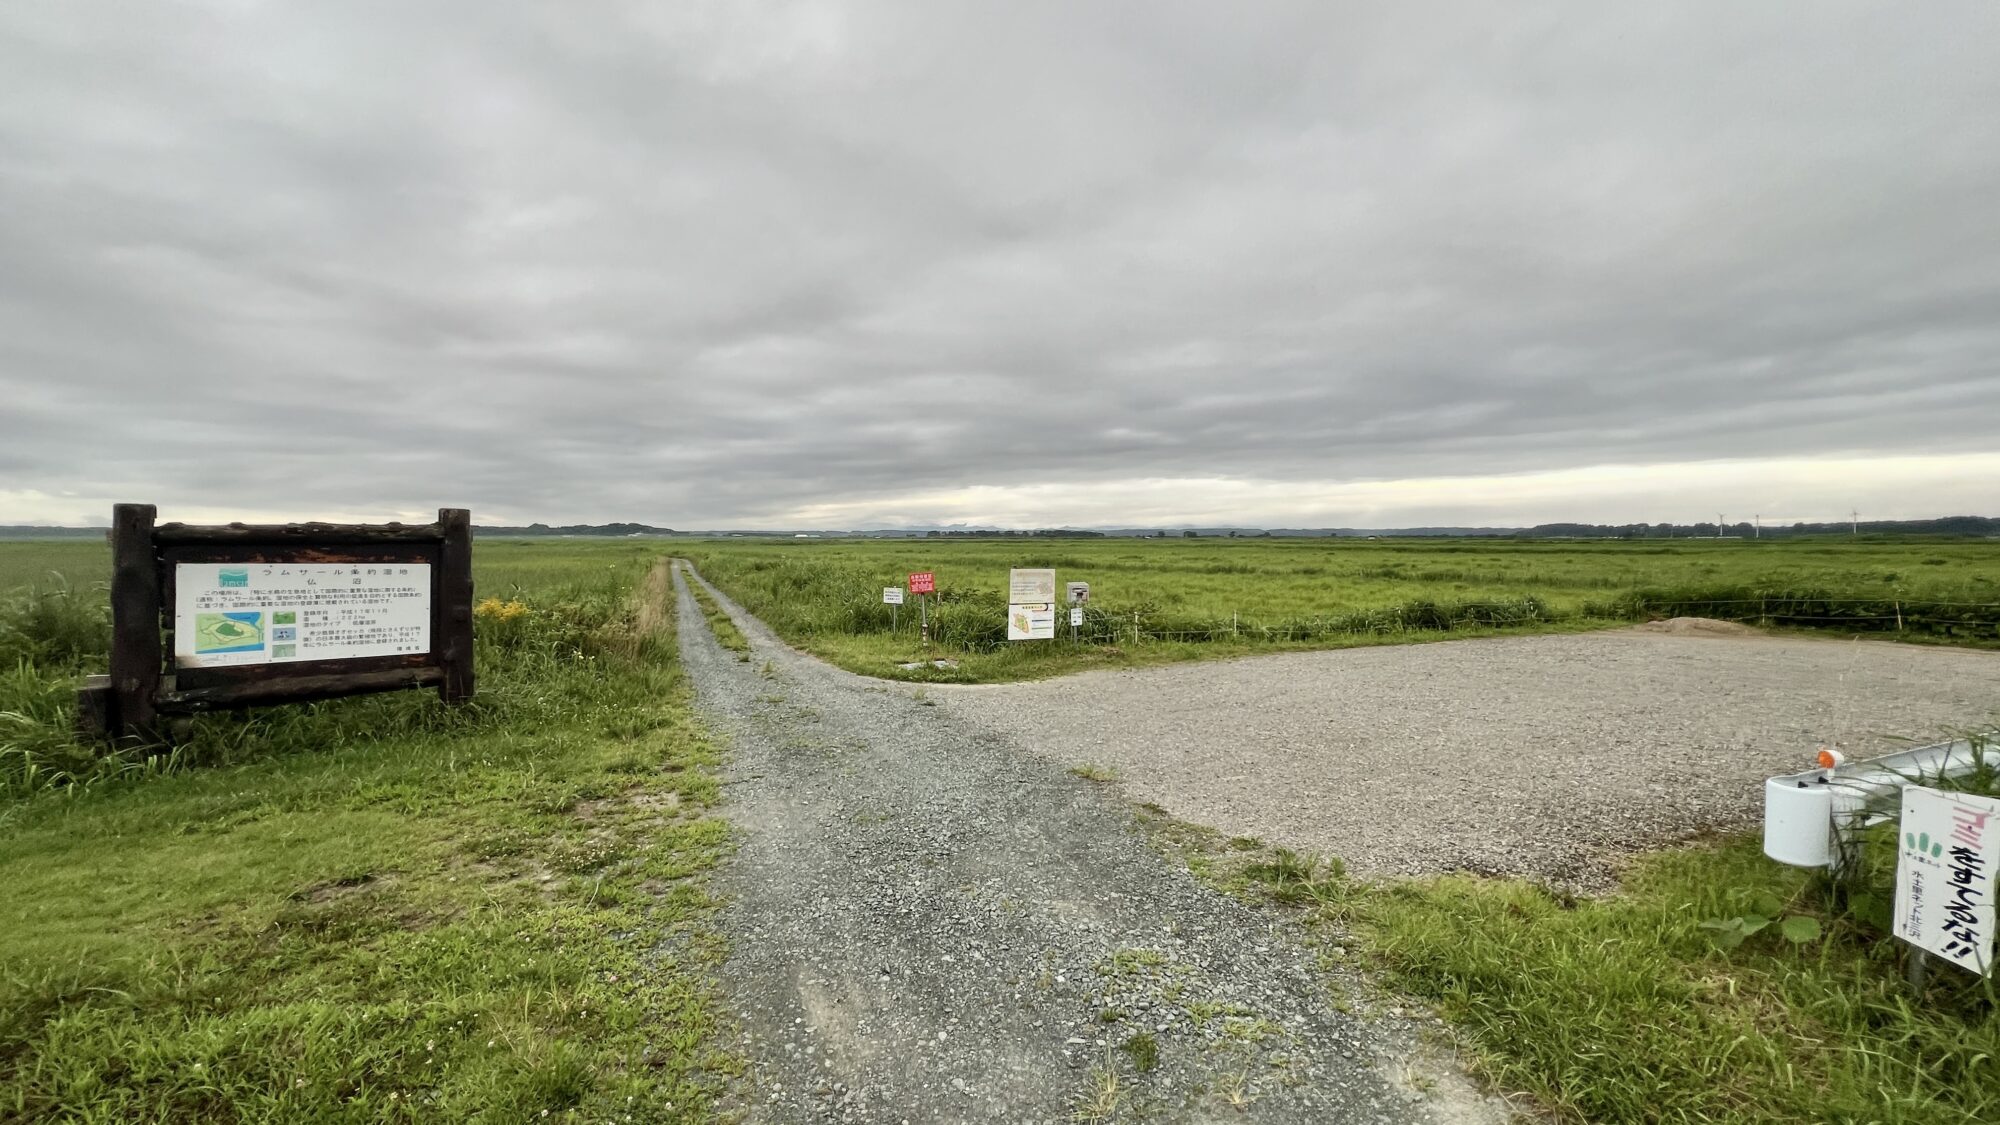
[1893,785,2000,975]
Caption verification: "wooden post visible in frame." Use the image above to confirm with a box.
[435,508,475,703]
[108,503,162,741]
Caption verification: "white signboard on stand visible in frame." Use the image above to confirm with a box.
[1894,785,2000,975]
[173,562,431,669]
[1008,603,1056,641]
[882,587,904,605]
[1009,568,1056,604]
[1070,606,1084,627]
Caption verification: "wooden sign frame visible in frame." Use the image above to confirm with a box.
[82,504,474,741]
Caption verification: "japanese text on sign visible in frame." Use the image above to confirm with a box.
[1008,603,1056,641]
[883,587,904,605]
[1894,785,2000,975]
[173,562,432,669]
[908,571,935,594]
[1009,568,1056,604]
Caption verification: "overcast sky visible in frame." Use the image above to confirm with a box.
[4,2,1997,529]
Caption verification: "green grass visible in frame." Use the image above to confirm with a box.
[1169,824,2000,1125]
[0,539,108,597]
[678,565,751,660]
[0,545,736,1122]
[680,536,2000,681]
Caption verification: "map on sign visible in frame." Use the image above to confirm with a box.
[195,612,265,655]
[1008,603,1056,641]
[174,562,432,669]
[1008,568,1056,604]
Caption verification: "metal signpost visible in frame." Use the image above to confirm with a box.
[909,571,935,646]
[1067,582,1090,641]
[1893,785,1999,977]
[81,504,474,742]
[883,585,903,630]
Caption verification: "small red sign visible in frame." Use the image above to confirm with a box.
[908,571,935,594]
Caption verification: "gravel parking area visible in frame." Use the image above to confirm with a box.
[934,631,2000,888]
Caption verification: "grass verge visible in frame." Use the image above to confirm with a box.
[1148,811,2000,1125]
[679,564,751,661]
[1,556,737,1122]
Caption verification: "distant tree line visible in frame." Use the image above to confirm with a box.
[480,522,678,537]
[1514,516,2000,539]
[923,529,1107,538]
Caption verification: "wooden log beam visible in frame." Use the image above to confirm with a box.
[435,508,475,703]
[108,502,162,741]
[152,520,444,545]
[156,666,446,711]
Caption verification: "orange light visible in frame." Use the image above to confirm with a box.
[1816,747,1844,770]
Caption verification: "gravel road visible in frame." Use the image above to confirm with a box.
[674,564,1505,1125]
[934,631,2000,887]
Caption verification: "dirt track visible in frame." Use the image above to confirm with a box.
[675,563,1504,1125]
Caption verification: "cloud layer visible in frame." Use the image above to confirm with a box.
[4,2,1996,527]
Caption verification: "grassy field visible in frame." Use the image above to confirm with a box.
[680,535,2000,681]
[0,541,734,1123]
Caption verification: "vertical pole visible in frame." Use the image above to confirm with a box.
[892,601,898,633]
[108,503,162,741]
[920,594,930,648]
[436,508,475,703]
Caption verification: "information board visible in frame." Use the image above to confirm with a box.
[882,587,904,605]
[1009,568,1057,604]
[908,571,935,594]
[1008,602,1056,641]
[173,562,432,669]
[1894,785,2000,975]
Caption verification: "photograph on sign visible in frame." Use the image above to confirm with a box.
[173,562,432,669]
[882,587,904,605]
[908,571,935,594]
[1009,568,1057,604]
[1894,785,2000,975]
[1066,581,1090,604]
[1007,602,1056,641]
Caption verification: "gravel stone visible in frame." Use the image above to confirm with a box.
[933,630,2000,888]
[675,564,1500,1124]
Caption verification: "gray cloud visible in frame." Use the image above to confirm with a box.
[3,1,1997,527]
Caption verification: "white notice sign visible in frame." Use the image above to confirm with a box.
[883,587,904,605]
[173,562,432,669]
[1894,785,2000,975]
[1009,568,1057,604]
[1008,603,1056,641]
[1070,606,1084,627]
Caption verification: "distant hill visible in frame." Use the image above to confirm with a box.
[479,522,679,537]
[6,516,1995,541]
[0,526,105,540]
